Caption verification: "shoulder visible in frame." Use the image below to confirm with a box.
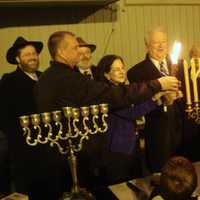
[128,59,148,73]
[1,70,18,82]
[127,59,148,81]
[0,71,18,92]
[1,68,33,87]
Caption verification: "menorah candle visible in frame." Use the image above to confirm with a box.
[190,58,199,103]
[171,41,182,65]
[170,41,182,76]
[194,58,200,78]
[183,60,192,105]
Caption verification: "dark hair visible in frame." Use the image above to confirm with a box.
[48,31,75,59]
[96,54,124,82]
[160,156,197,200]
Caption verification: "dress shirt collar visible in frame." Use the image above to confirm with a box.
[150,57,169,74]
[24,71,38,81]
[79,68,92,75]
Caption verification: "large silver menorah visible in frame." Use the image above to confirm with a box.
[19,103,109,200]
[184,59,200,124]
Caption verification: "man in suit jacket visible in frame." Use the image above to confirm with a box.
[0,37,43,198]
[127,27,182,173]
[34,31,179,198]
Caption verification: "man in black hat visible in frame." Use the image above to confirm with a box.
[76,37,98,80]
[0,36,43,197]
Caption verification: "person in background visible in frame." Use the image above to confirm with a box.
[150,156,198,200]
[95,54,175,185]
[189,42,200,60]
[76,37,99,80]
[34,31,179,198]
[127,26,183,173]
[0,37,43,199]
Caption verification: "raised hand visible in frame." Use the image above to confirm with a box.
[158,76,180,91]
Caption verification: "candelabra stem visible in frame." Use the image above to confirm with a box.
[68,140,79,193]
[63,140,96,200]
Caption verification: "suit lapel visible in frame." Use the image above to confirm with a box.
[16,67,41,81]
[145,55,173,78]
[145,56,162,79]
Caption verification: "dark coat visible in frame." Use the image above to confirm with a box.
[102,89,157,185]
[0,67,46,198]
[0,67,41,152]
[127,55,182,172]
[108,95,157,155]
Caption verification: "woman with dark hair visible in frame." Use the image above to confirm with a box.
[95,54,164,184]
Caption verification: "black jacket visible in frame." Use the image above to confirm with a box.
[127,55,182,172]
[0,67,45,195]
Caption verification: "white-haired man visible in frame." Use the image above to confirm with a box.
[127,27,183,173]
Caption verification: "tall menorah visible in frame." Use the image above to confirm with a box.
[170,41,200,124]
[19,103,109,200]
[183,58,200,124]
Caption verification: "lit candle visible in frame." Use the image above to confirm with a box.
[183,60,192,105]
[190,58,199,103]
[170,41,182,76]
[170,41,182,65]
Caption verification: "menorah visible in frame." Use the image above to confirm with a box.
[170,41,200,124]
[19,103,109,200]
[183,58,200,124]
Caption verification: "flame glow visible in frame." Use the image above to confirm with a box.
[170,41,182,65]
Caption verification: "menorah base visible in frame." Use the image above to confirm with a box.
[61,190,96,200]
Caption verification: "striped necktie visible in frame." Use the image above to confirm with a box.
[159,61,169,76]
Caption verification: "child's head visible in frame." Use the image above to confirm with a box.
[160,156,197,200]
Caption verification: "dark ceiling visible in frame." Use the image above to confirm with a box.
[0,0,118,7]
[0,0,118,27]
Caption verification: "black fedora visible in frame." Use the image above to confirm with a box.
[77,37,96,53]
[6,36,43,64]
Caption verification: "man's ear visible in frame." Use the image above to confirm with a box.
[104,73,110,80]
[55,48,65,61]
[16,56,20,64]
[57,48,63,58]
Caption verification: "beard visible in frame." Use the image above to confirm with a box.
[77,59,92,70]
[20,59,39,73]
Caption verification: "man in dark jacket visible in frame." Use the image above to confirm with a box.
[0,37,43,198]
[127,27,183,173]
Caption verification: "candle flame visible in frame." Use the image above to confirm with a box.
[170,41,182,65]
